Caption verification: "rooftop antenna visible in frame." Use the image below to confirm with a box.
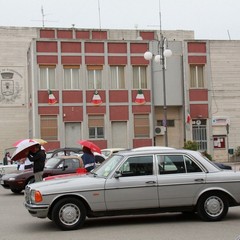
[158,0,163,40]
[227,30,231,40]
[31,5,57,28]
[41,6,45,28]
[98,0,102,30]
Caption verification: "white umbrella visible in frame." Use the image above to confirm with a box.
[11,140,39,161]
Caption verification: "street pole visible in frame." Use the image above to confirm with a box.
[161,38,168,146]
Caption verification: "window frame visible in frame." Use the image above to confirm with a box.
[39,65,56,90]
[189,64,205,88]
[132,65,147,89]
[63,65,80,89]
[134,114,150,138]
[87,65,103,90]
[88,115,104,139]
[110,65,125,89]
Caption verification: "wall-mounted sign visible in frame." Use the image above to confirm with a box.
[212,117,230,126]
[0,67,24,106]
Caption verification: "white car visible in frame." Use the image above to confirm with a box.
[25,148,240,231]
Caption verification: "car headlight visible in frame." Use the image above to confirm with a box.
[30,190,43,203]
[8,177,16,181]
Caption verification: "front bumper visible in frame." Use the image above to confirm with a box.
[24,202,49,218]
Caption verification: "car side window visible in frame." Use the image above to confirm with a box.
[184,156,202,173]
[158,155,186,174]
[119,155,153,177]
[64,158,81,169]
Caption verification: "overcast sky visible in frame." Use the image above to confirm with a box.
[1,0,239,40]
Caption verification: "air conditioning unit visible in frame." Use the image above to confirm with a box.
[154,126,165,135]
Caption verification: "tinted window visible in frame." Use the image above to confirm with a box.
[158,155,202,174]
[119,155,153,176]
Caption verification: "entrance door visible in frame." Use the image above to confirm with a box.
[111,121,128,148]
[65,122,81,147]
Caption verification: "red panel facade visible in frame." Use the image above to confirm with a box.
[86,106,106,114]
[76,31,90,39]
[63,106,83,121]
[88,140,107,149]
[38,91,59,104]
[38,106,59,114]
[40,29,55,38]
[62,91,83,103]
[188,42,206,53]
[108,56,127,65]
[133,139,153,148]
[130,43,148,53]
[85,42,104,53]
[132,105,151,113]
[131,56,148,65]
[44,142,60,152]
[140,31,155,40]
[61,56,82,65]
[85,56,104,65]
[37,55,58,64]
[57,30,73,39]
[188,56,207,64]
[189,89,208,101]
[108,43,127,53]
[109,90,128,102]
[61,42,81,53]
[109,106,129,120]
[190,104,208,118]
[36,41,57,52]
[92,31,107,40]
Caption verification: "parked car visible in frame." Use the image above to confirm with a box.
[101,148,128,158]
[25,148,240,231]
[1,156,83,193]
[0,164,18,179]
[46,147,83,160]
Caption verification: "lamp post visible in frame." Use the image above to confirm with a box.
[144,34,172,146]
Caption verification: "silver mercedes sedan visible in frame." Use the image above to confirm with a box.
[24,148,240,231]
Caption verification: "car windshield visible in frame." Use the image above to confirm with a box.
[45,157,60,169]
[93,154,123,178]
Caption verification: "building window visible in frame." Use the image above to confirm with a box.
[63,66,80,89]
[88,115,104,139]
[157,120,175,127]
[39,65,56,89]
[110,66,125,89]
[40,115,58,141]
[190,65,204,88]
[133,66,147,89]
[87,65,103,89]
[134,114,150,138]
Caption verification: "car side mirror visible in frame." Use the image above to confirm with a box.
[114,171,122,178]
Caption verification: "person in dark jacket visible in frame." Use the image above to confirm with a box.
[27,144,46,182]
[81,146,95,172]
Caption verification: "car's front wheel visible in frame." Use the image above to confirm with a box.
[11,188,22,194]
[51,197,86,231]
[197,192,229,221]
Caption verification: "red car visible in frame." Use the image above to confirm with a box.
[1,156,83,193]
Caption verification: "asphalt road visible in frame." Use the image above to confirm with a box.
[1,187,240,240]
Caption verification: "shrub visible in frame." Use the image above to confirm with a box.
[183,140,198,151]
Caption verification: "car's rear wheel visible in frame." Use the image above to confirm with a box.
[51,197,86,231]
[11,188,22,194]
[197,192,229,221]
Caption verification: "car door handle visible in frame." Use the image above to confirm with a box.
[145,181,156,184]
[194,178,204,183]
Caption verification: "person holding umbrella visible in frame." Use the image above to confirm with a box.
[81,146,96,172]
[26,144,46,182]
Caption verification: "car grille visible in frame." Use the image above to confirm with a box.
[25,186,31,203]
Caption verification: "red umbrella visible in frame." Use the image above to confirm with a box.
[77,140,101,154]
[11,141,39,161]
